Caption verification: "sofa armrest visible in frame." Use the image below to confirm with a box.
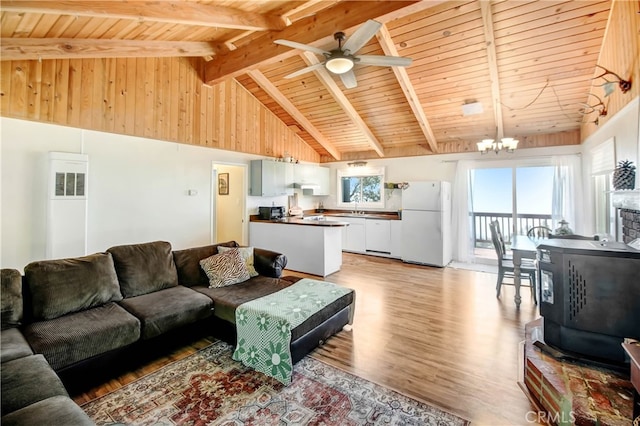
[253,248,287,278]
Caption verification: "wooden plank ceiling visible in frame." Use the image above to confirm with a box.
[1,0,612,162]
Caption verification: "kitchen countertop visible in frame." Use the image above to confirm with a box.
[249,210,400,226]
[323,212,400,220]
[249,215,349,227]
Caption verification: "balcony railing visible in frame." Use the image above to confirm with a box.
[473,212,552,247]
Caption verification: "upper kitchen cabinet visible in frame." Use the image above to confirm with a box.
[250,160,293,197]
[293,164,330,196]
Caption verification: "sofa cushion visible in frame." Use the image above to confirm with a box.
[1,395,95,426]
[117,286,213,340]
[23,253,123,321]
[173,241,239,287]
[1,269,23,329]
[192,276,294,323]
[200,249,251,288]
[193,276,354,341]
[218,246,259,278]
[1,354,68,415]
[107,241,178,298]
[0,328,33,363]
[22,302,140,371]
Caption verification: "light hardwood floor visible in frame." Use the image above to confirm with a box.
[73,253,540,425]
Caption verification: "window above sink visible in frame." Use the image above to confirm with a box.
[337,166,385,210]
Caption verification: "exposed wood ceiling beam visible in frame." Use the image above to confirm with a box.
[224,0,327,51]
[301,52,385,157]
[480,0,504,140]
[0,39,218,60]
[375,24,438,154]
[246,70,341,161]
[204,1,437,85]
[0,1,287,31]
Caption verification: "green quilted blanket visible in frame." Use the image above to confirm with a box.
[232,278,353,384]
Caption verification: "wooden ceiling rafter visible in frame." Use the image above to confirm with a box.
[0,38,218,60]
[224,0,327,52]
[375,24,439,154]
[480,0,505,140]
[0,1,618,161]
[203,1,439,86]
[246,69,342,161]
[0,1,288,31]
[300,52,386,157]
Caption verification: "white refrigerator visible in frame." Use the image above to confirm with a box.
[401,181,452,267]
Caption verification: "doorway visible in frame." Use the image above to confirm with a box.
[212,163,247,245]
[470,166,554,260]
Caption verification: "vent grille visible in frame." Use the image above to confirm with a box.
[568,261,587,320]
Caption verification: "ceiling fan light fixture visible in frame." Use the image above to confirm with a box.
[325,56,354,74]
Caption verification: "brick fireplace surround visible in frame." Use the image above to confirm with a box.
[613,190,640,244]
[620,209,640,243]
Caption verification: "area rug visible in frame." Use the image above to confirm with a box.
[81,340,469,425]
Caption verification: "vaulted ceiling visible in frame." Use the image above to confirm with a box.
[1,1,614,161]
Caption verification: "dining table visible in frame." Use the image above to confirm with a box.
[510,235,539,308]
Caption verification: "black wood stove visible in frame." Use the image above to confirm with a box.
[537,239,640,364]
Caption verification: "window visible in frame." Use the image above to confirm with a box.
[337,167,385,209]
[470,165,554,256]
[590,138,615,237]
[593,174,614,236]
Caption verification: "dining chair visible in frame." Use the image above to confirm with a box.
[491,220,511,260]
[490,221,537,304]
[527,226,551,239]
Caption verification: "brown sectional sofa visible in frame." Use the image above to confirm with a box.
[1,239,354,425]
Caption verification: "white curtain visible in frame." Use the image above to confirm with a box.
[452,160,476,263]
[551,155,584,233]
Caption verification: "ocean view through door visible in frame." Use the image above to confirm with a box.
[471,166,554,261]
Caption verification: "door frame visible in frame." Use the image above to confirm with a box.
[211,162,248,245]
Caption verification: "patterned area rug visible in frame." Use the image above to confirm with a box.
[81,340,469,425]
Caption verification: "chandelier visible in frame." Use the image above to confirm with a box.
[477,137,519,154]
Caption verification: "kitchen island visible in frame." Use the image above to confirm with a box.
[249,215,348,277]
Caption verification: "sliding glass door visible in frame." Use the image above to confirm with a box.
[470,166,554,259]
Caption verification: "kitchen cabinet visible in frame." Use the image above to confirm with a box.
[250,221,343,276]
[293,163,315,184]
[249,160,293,196]
[316,166,330,196]
[365,219,391,253]
[390,220,402,258]
[341,217,366,253]
[293,164,331,196]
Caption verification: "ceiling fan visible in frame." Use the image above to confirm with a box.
[274,20,412,89]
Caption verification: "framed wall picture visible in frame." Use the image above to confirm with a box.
[218,173,229,195]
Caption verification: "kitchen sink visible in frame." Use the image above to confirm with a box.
[327,212,384,218]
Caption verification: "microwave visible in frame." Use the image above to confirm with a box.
[259,206,285,220]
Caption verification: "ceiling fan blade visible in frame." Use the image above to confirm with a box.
[283,63,325,79]
[342,19,382,54]
[356,55,413,67]
[274,39,329,56]
[339,70,358,89]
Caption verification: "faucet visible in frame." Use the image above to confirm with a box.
[353,201,358,214]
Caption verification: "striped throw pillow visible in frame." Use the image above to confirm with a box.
[199,249,250,288]
[217,246,259,278]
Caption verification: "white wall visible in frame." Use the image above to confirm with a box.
[581,97,640,234]
[1,118,287,270]
[3,98,636,270]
